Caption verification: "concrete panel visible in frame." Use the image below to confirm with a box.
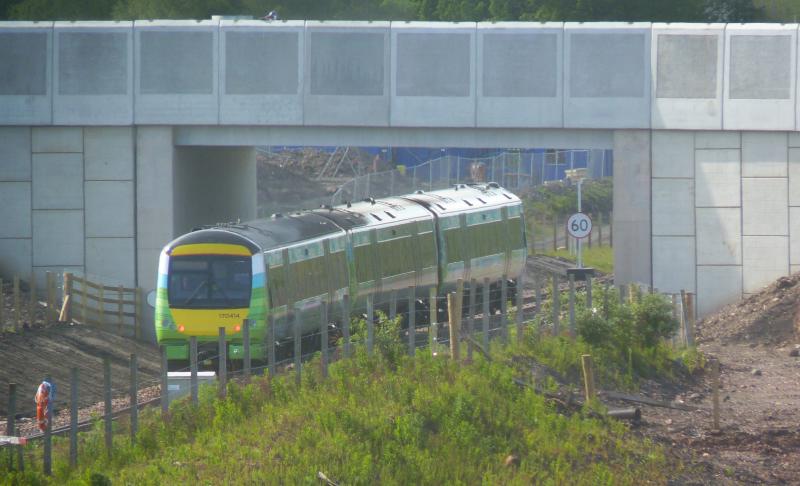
[476,22,563,127]
[136,127,174,289]
[0,239,31,280]
[391,22,475,127]
[791,207,800,265]
[31,266,80,291]
[741,132,788,177]
[85,181,134,237]
[32,127,82,153]
[32,210,83,266]
[305,21,389,126]
[695,148,740,207]
[743,236,789,292]
[85,237,135,286]
[53,22,133,125]
[0,127,31,180]
[696,207,741,264]
[84,127,134,180]
[652,236,695,293]
[613,130,651,286]
[788,148,800,206]
[220,20,303,125]
[564,23,651,128]
[652,179,694,235]
[651,24,724,130]
[789,132,800,147]
[793,265,800,275]
[697,265,742,316]
[0,22,52,125]
[742,178,788,235]
[32,153,83,210]
[652,130,694,178]
[134,20,219,124]
[724,24,797,131]
[695,131,740,149]
[0,182,31,237]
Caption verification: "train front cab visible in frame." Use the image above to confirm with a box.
[155,230,266,368]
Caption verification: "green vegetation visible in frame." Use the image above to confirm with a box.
[545,246,613,274]
[2,293,696,485]
[0,0,775,23]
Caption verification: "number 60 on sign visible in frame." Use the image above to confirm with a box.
[567,213,592,239]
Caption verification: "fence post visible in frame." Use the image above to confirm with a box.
[117,286,124,334]
[447,293,460,361]
[428,287,437,355]
[80,276,87,325]
[535,275,542,334]
[586,275,593,309]
[581,354,596,402]
[568,274,576,339]
[62,272,73,322]
[711,358,721,430]
[70,367,78,467]
[293,309,301,385]
[407,287,416,356]
[552,216,557,252]
[320,301,329,378]
[218,327,227,399]
[686,292,696,346]
[342,294,351,358]
[189,337,198,405]
[552,274,560,335]
[7,383,16,470]
[515,274,524,344]
[134,288,142,340]
[598,212,603,247]
[45,272,53,326]
[98,286,105,328]
[468,279,476,360]
[29,273,36,328]
[130,353,138,445]
[103,357,112,458]
[267,314,276,377]
[13,275,20,330]
[500,276,508,344]
[482,278,490,351]
[243,319,251,382]
[389,290,397,321]
[366,294,374,356]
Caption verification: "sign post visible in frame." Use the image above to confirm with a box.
[566,179,595,282]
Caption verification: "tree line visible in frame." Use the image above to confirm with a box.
[1,0,796,23]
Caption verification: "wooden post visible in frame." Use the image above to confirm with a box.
[13,275,20,330]
[389,290,397,321]
[482,278,490,351]
[117,286,124,334]
[7,383,15,470]
[515,274,524,344]
[320,301,329,378]
[70,368,78,467]
[711,358,721,430]
[134,288,143,340]
[552,274,560,335]
[189,337,198,405]
[293,310,301,385]
[342,294,351,358]
[671,294,679,348]
[243,319,251,382]
[98,286,105,328]
[29,273,36,328]
[586,275,593,309]
[468,279,476,360]
[407,287,416,356]
[62,272,73,323]
[45,272,54,326]
[267,314,276,377]
[428,287,437,355]
[103,357,113,458]
[160,346,169,416]
[500,276,508,343]
[686,292,696,346]
[447,293,460,361]
[628,283,637,304]
[366,294,375,356]
[581,354,596,402]
[568,274,576,338]
[129,353,138,445]
[218,327,227,399]
[80,276,87,325]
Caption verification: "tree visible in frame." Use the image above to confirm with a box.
[703,0,762,22]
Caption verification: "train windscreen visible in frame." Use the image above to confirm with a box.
[168,256,251,309]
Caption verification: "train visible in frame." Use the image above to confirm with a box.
[154,183,527,367]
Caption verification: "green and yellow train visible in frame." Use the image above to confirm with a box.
[154,183,527,367]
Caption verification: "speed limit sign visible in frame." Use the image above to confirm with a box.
[567,213,592,239]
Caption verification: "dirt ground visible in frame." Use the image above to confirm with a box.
[627,275,800,485]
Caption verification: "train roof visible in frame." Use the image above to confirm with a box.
[402,183,521,215]
[314,196,431,230]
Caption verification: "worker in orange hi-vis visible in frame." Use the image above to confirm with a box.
[35,378,55,432]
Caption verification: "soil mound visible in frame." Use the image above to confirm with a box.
[696,273,800,345]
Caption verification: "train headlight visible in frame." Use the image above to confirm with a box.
[178,325,185,333]
[234,324,241,332]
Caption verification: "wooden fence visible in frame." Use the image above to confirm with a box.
[0,273,61,332]
[62,273,145,339]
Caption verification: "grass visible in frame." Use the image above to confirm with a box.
[3,300,686,485]
[543,245,614,274]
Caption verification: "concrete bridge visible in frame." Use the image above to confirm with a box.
[1,19,799,316]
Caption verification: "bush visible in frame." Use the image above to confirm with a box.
[631,294,679,348]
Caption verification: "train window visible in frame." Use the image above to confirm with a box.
[466,209,501,226]
[352,231,371,247]
[417,219,434,234]
[439,216,460,231]
[168,256,251,309]
[507,204,522,218]
[266,251,283,267]
[329,235,346,253]
[378,224,412,242]
[289,241,323,263]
